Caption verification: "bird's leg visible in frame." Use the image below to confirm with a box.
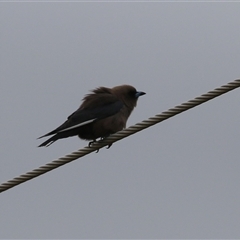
[88,136,112,153]
[88,139,101,153]
[100,136,113,149]
[88,139,96,147]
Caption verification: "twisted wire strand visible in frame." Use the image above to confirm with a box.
[1,79,240,193]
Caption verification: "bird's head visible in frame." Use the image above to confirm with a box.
[111,85,146,108]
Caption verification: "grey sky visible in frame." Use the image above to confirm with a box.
[1,2,240,238]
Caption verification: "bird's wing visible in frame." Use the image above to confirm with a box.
[38,97,123,138]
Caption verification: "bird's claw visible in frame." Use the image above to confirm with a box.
[88,140,100,153]
[88,140,96,147]
[88,138,112,153]
[106,143,112,149]
[100,136,112,150]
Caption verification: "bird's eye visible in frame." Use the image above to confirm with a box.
[128,90,137,98]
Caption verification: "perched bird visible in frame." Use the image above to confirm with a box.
[38,85,145,147]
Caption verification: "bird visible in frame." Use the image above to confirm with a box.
[38,85,145,147]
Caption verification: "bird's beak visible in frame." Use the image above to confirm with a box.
[135,91,146,98]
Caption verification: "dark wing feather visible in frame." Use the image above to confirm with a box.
[38,97,123,139]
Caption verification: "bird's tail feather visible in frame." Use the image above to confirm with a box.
[38,135,57,147]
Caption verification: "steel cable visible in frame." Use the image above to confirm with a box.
[1,79,240,193]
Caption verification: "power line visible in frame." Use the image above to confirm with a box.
[1,79,240,193]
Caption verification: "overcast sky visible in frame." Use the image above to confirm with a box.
[1,2,240,239]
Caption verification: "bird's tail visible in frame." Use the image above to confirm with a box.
[38,135,58,147]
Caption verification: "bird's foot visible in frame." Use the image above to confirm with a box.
[88,137,113,153]
[100,136,112,149]
[88,139,96,147]
[88,139,101,153]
